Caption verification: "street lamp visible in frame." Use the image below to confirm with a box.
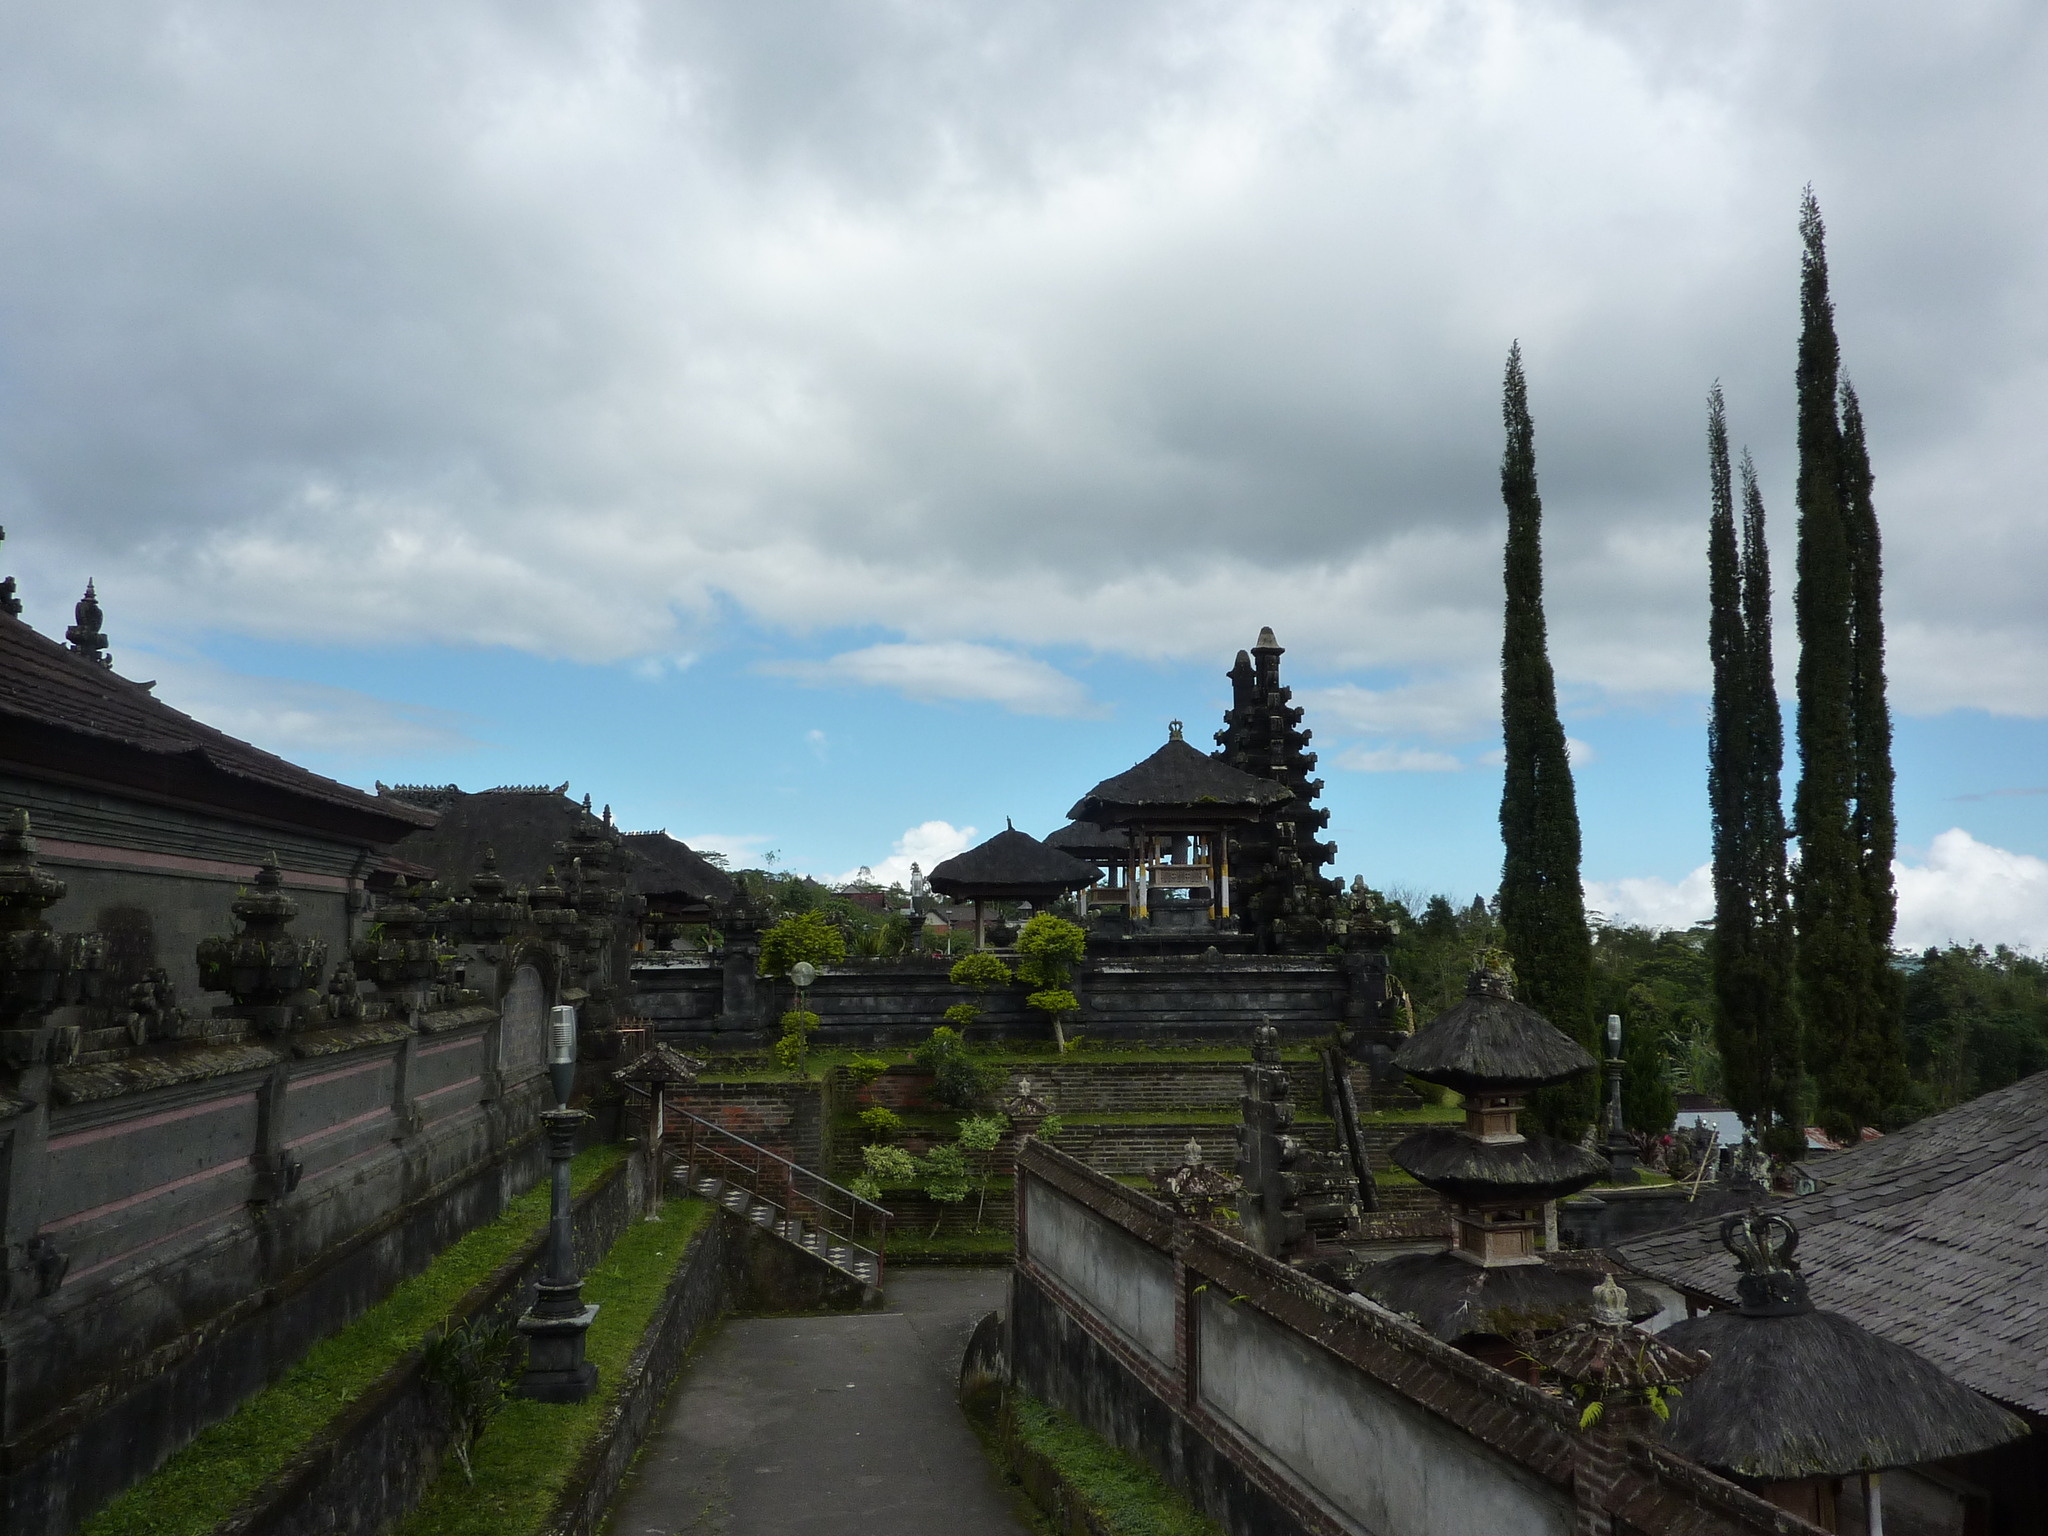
[517,1004,599,1401]
[1602,1012,1638,1183]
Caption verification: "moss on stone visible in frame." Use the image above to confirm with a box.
[395,1196,715,1536]
[79,1145,628,1536]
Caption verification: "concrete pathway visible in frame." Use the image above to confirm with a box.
[604,1268,1034,1535]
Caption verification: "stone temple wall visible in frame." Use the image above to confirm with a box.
[633,952,1355,1048]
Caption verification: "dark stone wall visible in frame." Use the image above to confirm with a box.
[1010,1268,1308,1536]
[637,954,1348,1049]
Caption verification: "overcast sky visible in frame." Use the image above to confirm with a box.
[4,1,2046,945]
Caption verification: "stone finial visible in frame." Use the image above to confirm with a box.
[1183,1136,1204,1166]
[1167,719,1184,741]
[0,525,20,618]
[1722,1209,1811,1317]
[65,580,111,667]
[0,809,67,929]
[1254,626,1280,650]
[1591,1273,1629,1327]
[195,854,328,1027]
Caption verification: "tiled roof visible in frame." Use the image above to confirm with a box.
[1619,1069,2048,1413]
[0,613,432,836]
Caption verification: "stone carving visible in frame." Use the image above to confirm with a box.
[351,880,442,990]
[64,580,112,668]
[1235,1024,1361,1261]
[1151,1137,1237,1223]
[0,810,108,1067]
[195,854,328,1036]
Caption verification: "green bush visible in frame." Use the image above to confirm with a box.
[949,951,1013,991]
[914,1025,1003,1110]
[942,1001,982,1030]
[1026,988,1079,1018]
[857,1105,904,1142]
[772,1009,821,1072]
[758,911,847,978]
[849,1142,917,1201]
[845,1053,891,1086]
[1016,914,1087,987]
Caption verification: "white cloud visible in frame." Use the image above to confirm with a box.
[1338,745,1465,773]
[125,645,478,761]
[1584,830,2048,950]
[0,1,2041,731]
[1565,737,1596,766]
[764,642,1099,717]
[1895,828,2048,951]
[830,820,978,890]
[1305,673,1500,744]
[1584,864,1715,932]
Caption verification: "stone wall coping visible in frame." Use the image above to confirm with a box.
[51,1040,287,1105]
[292,1019,414,1057]
[417,1004,498,1036]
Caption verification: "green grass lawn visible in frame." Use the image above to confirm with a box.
[1007,1396,1224,1536]
[80,1145,628,1536]
[395,1196,715,1536]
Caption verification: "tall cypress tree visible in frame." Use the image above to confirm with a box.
[1496,343,1596,1134]
[1739,450,1801,1151]
[1840,380,1909,1119]
[1709,380,1801,1152]
[1792,191,1904,1139]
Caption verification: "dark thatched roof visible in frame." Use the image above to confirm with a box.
[1657,1307,2027,1478]
[1352,1251,1659,1343]
[0,612,431,843]
[1620,1069,2048,1414]
[1067,736,1290,826]
[1394,967,1597,1092]
[1393,1127,1608,1203]
[927,827,1099,900]
[621,831,736,907]
[383,786,626,893]
[1043,819,1131,862]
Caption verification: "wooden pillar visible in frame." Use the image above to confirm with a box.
[974,898,986,950]
[1219,830,1232,918]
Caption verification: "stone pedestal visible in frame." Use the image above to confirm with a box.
[516,1296,600,1402]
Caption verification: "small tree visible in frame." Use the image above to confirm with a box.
[1015,914,1086,986]
[850,1142,916,1202]
[858,1105,904,1143]
[955,1113,1008,1229]
[773,1009,821,1073]
[758,911,847,978]
[916,1141,972,1235]
[1026,988,1081,1050]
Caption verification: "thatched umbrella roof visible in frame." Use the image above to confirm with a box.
[1352,1251,1660,1343]
[1394,964,1597,1092]
[1043,819,1131,863]
[1656,1212,2027,1477]
[927,826,1099,900]
[1067,729,1290,827]
[1392,1126,1608,1203]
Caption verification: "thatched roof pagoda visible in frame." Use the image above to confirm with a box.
[1067,730,1290,827]
[1353,962,1636,1348]
[926,825,1099,901]
[1043,820,1130,863]
[1654,1210,2025,1529]
[928,824,1097,949]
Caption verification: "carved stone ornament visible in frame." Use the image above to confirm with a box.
[0,809,108,1064]
[195,854,327,1028]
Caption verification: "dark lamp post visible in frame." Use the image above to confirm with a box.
[517,1004,599,1402]
[1602,1012,1638,1183]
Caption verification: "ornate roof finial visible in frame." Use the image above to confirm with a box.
[1167,719,1184,741]
[1720,1208,1811,1316]
[582,792,593,812]
[602,803,612,827]
[0,526,20,619]
[1254,626,1280,650]
[65,580,112,667]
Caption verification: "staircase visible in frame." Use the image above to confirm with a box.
[671,1108,889,1291]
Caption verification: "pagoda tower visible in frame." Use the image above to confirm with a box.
[1212,627,1339,949]
[1353,961,1643,1354]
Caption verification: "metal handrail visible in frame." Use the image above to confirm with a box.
[672,1107,891,1287]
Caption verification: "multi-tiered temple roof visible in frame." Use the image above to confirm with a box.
[1353,963,1639,1344]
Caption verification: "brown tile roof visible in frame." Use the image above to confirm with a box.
[1619,1069,2048,1413]
[0,613,432,840]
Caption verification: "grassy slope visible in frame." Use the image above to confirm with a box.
[396,1196,714,1536]
[1008,1396,1224,1536]
[81,1145,628,1536]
